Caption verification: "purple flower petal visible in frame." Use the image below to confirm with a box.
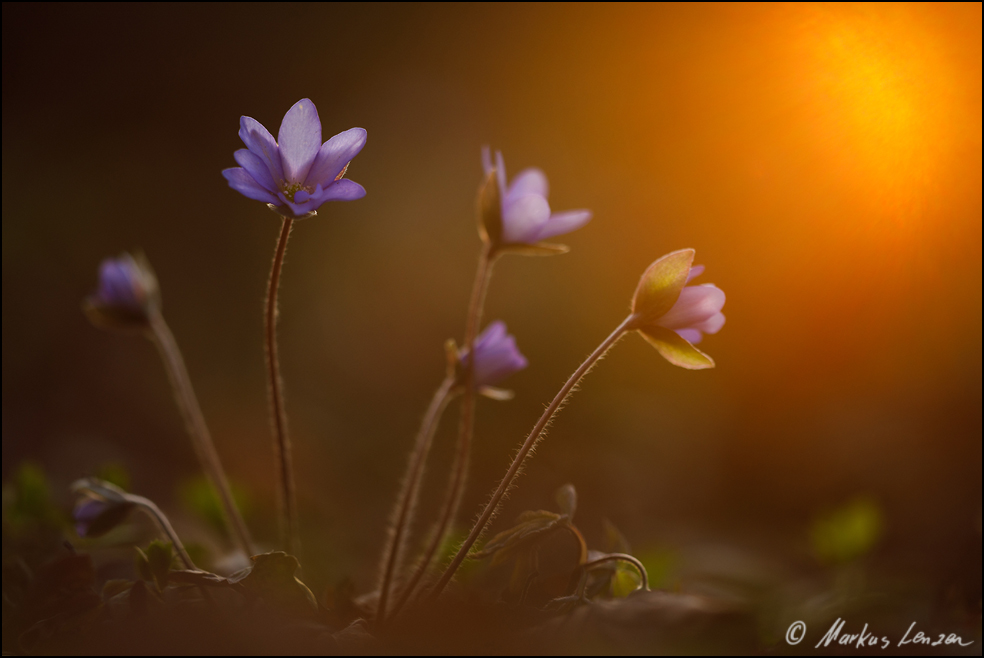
[502,193,551,243]
[460,321,528,388]
[239,116,284,183]
[694,311,726,335]
[474,320,507,348]
[305,127,367,188]
[675,328,704,344]
[686,264,705,283]
[234,149,278,193]
[224,167,280,204]
[657,284,726,330]
[278,99,321,184]
[534,209,592,242]
[506,168,549,203]
[316,179,366,202]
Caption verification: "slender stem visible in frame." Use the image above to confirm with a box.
[582,553,650,592]
[388,246,495,617]
[428,314,637,600]
[129,494,196,570]
[266,216,298,555]
[148,312,253,558]
[376,376,457,623]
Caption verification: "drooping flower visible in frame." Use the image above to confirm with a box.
[480,147,591,250]
[630,249,725,369]
[83,252,160,329]
[458,320,529,388]
[72,478,135,538]
[223,99,367,219]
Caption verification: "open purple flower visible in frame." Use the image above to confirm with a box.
[223,99,366,219]
[83,252,159,329]
[482,147,591,247]
[630,249,725,369]
[458,320,529,388]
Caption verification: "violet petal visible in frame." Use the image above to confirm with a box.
[234,149,278,193]
[305,127,367,189]
[239,116,284,183]
[506,168,549,203]
[278,99,322,184]
[534,209,592,242]
[502,193,551,243]
[657,284,726,330]
[223,167,280,204]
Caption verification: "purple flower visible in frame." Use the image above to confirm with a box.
[655,265,726,345]
[482,147,591,246]
[73,497,132,538]
[223,99,366,219]
[459,321,529,388]
[83,252,159,329]
[630,249,725,369]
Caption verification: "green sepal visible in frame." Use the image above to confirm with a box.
[638,325,715,370]
[496,242,570,257]
[630,249,694,322]
[477,169,502,246]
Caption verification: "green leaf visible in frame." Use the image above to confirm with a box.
[497,242,570,257]
[178,476,250,534]
[811,497,884,565]
[136,541,174,591]
[630,249,694,322]
[638,326,715,370]
[239,551,318,618]
[477,169,502,246]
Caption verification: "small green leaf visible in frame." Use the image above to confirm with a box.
[497,242,570,257]
[631,249,694,322]
[555,484,577,519]
[479,386,514,401]
[638,326,715,370]
[471,510,563,567]
[239,551,318,618]
[477,169,502,246]
[811,497,884,565]
[136,541,174,591]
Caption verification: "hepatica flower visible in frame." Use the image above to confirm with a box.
[223,99,366,218]
[83,252,160,329]
[630,249,726,369]
[479,147,591,252]
[458,320,529,389]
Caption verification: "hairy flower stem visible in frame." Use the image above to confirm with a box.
[428,314,638,600]
[388,246,497,618]
[266,216,298,556]
[376,376,457,623]
[129,493,197,570]
[148,312,253,558]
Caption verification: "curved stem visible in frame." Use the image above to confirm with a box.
[388,247,495,618]
[129,494,196,570]
[428,314,637,600]
[582,553,650,592]
[266,217,297,555]
[376,376,457,623]
[148,312,253,558]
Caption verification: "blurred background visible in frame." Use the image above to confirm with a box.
[2,2,981,642]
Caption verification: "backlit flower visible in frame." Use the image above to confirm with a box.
[481,147,591,247]
[458,321,529,388]
[630,249,725,369]
[223,99,366,218]
[83,252,159,329]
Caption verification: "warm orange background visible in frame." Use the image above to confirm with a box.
[2,3,980,591]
